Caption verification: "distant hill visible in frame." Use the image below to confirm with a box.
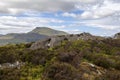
[0,27,68,45]
[0,33,48,45]
[0,34,3,37]
[29,27,68,36]
[114,32,120,39]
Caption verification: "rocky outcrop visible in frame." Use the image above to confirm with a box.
[0,61,25,69]
[30,33,103,50]
[114,33,120,39]
[79,62,106,80]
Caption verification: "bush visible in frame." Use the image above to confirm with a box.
[20,49,54,65]
[100,71,120,80]
[43,62,80,80]
[0,68,20,80]
[57,51,83,67]
[83,53,115,69]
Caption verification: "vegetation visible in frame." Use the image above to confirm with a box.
[0,38,120,80]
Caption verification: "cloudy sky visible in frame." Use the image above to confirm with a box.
[0,0,120,36]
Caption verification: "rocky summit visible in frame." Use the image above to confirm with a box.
[30,32,104,50]
[114,32,120,39]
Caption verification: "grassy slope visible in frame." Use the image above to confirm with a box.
[0,38,120,80]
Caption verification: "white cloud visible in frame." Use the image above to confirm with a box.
[0,0,103,14]
[0,0,120,35]
[0,0,76,14]
[0,16,64,34]
[65,0,97,3]
[76,0,120,31]
[62,12,77,18]
[65,29,81,34]
[77,13,120,30]
[80,0,120,19]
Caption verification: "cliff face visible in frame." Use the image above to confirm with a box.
[30,33,103,50]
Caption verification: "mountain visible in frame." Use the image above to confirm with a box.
[0,27,68,45]
[0,33,48,45]
[0,34,3,36]
[29,27,68,36]
[114,32,120,39]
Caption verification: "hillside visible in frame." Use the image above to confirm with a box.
[0,27,68,45]
[0,33,48,45]
[0,34,3,36]
[30,27,68,36]
[0,34,120,80]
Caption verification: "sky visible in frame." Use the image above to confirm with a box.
[0,0,120,36]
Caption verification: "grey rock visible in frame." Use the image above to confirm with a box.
[0,61,25,69]
[30,33,103,50]
[114,33,120,39]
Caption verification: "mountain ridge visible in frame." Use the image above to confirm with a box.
[0,27,119,46]
[29,27,68,36]
[0,27,68,45]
